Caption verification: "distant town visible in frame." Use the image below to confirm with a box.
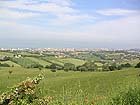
[0,47,140,52]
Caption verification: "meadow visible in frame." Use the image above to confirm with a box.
[0,67,140,104]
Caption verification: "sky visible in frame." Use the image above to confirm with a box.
[0,0,140,48]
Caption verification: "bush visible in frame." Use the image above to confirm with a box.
[121,63,131,68]
[45,65,50,68]
[117,65,122,70]
[51,69,57,72]
[82,62,97,71]
[0,74,52,105]
[49,63,57,69]
[108,65,116,71]
[30,63,43,68]
[0,63,10,67]
[64,63,75,71]
[8,70,13,74]
[77,66,87,72]
[135,62,140,68]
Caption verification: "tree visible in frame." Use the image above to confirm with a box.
[8,70,13,74]
[117,65,122,70]
[135,62,140,68]
[78,66,87,72]
[82,62,97,71]
[102,64,110,71]
[51,69,56,72]
[50,63,57,69]
[121,63,131,68]
[108,65,116,71]
[64,63,75,71]
[0,63,10,67]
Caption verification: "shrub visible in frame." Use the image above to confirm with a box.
[49,63,57,69]
[8,70,13,74]
[108,65,116,71]
[0,74,52,105]
[82,62,97,71]
[0,63,10,67]
[78,66,87,72]
[51,69,57,72]
[64,63,75,71]
[121,63,131,68]
[135,62,140,68]
[45,65,50,68]
[30,63,43,68]
[117,65,122,70]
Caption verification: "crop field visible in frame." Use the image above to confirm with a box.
[0,67,140,104]
[41,57,64,66]
[58,58,86,66]
[41,56,86,66]
[0,61,20,67]
[17,52,42,57]
[25,57,51,66]
[0,51,13,57]
[11,58,39,67]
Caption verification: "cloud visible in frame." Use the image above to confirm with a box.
[82,15,140,43]
[0,0,76,14]
[0,14,140,48]
[50,14,95,26]
[0,15,139,41]
[96,8,140,16]
[0,0,95,25]
[0,9,39,19]
[47,0,73,6]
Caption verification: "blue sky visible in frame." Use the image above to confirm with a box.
[0,0,140,48]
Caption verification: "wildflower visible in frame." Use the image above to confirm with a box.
[84,99,88,103]
[95,97,103,101]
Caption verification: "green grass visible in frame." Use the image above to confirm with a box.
[0,67,140,104]
[11,57,40,67]
[78,53,101,61]
[0,51,13,57]
[26,57,51,66]
[42,57,86,66]
[57,58,86,66]
[0,61,20,67]
[18,52,40,56]
[42,56,64,66]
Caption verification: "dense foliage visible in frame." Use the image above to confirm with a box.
[135,62,140,68]
[0,63,10,67]
[0,74,52,105]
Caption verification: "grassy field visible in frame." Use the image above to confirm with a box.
[0,67,140,104]
[0,61,20,67]
[57,58,86,66]
[42,56,64,66]
[41,56,86,66]
[26,57,51,66]
[0,51,13,57]
[11,58,40,67]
